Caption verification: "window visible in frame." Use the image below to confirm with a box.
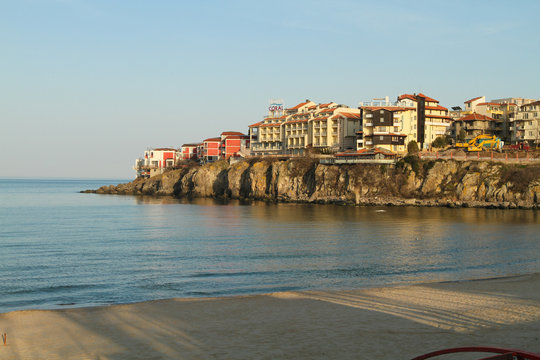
[380,110,384,114]
[380,136,384,140]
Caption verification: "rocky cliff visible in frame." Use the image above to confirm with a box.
[87,157,540,209]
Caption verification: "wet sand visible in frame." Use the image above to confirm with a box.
[1,274,539,359]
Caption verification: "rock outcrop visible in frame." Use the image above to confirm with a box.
[85,157,540,209]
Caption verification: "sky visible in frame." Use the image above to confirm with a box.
[1,0,539,179]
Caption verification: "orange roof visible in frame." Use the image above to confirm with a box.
[426,105,448,111]
[318,108,335,113]
[335,112,361,119]
[458,113,496,121]
[248,121,263,128]
[477,102,504,107]
[465,96,483,104]
[362,106,414,111]
[221,131,245,136]
[287,100,310,110]
[203,137,221,142]
[181,143,200,147]
[398,93,439,103]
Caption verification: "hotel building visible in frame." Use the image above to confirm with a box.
[249,100,361,156]
[359,93,451,153]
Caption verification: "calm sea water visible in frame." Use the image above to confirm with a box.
[0,178,539,313]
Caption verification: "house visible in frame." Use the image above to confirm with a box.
[453,113,498,139]
[134,147,179,178]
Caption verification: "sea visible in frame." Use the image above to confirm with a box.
[0,178,539,313]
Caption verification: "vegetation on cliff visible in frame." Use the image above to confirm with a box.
[87,158,540,209]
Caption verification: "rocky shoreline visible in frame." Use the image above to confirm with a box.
[83,157,540,210]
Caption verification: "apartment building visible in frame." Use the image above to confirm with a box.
[359,93,451,153]
[510,100,540,145]
[250,100,361,156]
[180,143,200,160]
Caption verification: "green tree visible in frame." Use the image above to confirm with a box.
[407,140,419,154]
[458,128,466,142]
[432,136,447,148]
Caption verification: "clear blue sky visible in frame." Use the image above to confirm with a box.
[2,0,539,179]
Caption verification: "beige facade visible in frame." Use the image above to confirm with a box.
[453,113,499,139]
[510,100,540,145]
[249,100,361,156]
[360,93,451,153]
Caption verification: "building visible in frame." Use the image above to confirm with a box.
[220,131,250,159]
[181,143,200,160]
[510,100,540,146]
[359,104,411,153]
[134,147,179,178]
[249,99,361,156]
[453,113,498,139]
[202,137,222,163]
[359,93,451,153]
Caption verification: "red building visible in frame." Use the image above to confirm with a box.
[181,143,200,160]
[220,131,250,158]
[202,137,221,163]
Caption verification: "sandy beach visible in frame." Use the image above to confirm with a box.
[1,274,539,360]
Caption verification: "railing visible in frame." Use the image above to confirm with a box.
[320,158,396,165]
[418,151,540,163]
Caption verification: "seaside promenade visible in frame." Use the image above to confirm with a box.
[1,274,539,359]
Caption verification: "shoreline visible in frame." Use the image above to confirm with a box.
[2,273,539,359]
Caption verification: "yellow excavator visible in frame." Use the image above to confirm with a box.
[455,134,502,152]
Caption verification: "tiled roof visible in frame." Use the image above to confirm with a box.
[521,100,540,108]
[398,93,439,103]
[181,143,200,147]
[260,123,281,128]
[221,131,245,136]
[457,113,496,121]
[464,96,483,104]
[248,121,263,128]
[287,100,310,110]
[362,106,414,111]
[477,102,503,106]
[335,112,361,119]
[426,105,448,111]
[153,148,177,151]
[203,137,221,142]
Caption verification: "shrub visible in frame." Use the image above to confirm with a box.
[407,140,419,154]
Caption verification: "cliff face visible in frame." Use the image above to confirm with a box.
[90,158,540,209]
